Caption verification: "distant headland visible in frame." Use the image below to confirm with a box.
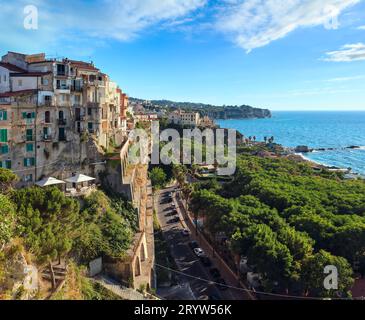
[130,97,272,120]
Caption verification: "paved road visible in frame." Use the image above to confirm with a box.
[156,185,236,300]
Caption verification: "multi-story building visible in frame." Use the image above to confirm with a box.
[0,51,129,186]
[168,109,200,127]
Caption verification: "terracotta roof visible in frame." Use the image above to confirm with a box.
[0,62,26,73]
[68,59,99,71]
[0,89,37,98]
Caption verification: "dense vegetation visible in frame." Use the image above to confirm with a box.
[189,155,365,298]
[0,169,136,265]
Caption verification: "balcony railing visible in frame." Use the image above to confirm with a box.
[58,118,67,126]
[87,102,100,108]
[56,85,70,90]
[71,85,83,92]
[42,134,53,141]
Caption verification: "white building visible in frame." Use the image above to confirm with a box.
[168,110,200,127]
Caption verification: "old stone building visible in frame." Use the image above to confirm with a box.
[0,51,129,186]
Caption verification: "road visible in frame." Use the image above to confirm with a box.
[155,185,240,300]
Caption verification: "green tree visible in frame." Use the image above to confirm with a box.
[149,167,167,190]
[301,250,354,298]
[0,194,16,250]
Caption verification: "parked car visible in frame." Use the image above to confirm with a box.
[189,241,199,250]
[193,248,205,257]
[169,217,180,224]
[209,268,221,279]
[198,295,209,300]
[181,229,190,237]
[209,295,220,300]
[200,256,212,267]
[216,278,228,291]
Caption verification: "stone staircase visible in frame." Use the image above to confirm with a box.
[93,275,150,300]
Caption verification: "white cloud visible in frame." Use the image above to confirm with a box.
[215,0,361,52]
[357,25,365,30]
[0,0,206,52]
[323,43,365,62]
[326,75,365,82]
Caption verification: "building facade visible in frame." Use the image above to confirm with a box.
[168,110,200,127]
[0,51,129,186]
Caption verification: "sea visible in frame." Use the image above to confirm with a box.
[217,111,365,176]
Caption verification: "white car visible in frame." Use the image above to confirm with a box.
[193,248,205,257]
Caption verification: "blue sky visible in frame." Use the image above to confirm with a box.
[1,0,365,110]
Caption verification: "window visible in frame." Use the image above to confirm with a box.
[0,144,9,154]
[45,111,50,123]
[2,160,11,169]
[22,112,35,119]
[26,129,33,141]
[26,143,34,152]
[57,64,66,76]
[0,110,7,121]
[59,128,66,141]
[42,78,49,86]
[18,79,22,87]
[0,129,7,142]
[74,95,81,104]
[3,75,6,82]
[24,157,35,167]
[88,108,92,116]
[24,174,33,182]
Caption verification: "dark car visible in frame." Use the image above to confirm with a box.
[209,268,221,279]
[209,295,221,300]
[216,278,228,291]
[189,241,199,250]
[200,256,212,267]
[168,217,180,224]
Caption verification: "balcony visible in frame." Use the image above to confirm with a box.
[58,118,67,126]
[87,102,100,108]
[42,134,53,142]
[71,85,83,92]
[76,115,85,121]
[42,100,53,107]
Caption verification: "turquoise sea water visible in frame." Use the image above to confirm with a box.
[217,111,365,175]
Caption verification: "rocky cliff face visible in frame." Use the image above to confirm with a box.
[209,106,271,119]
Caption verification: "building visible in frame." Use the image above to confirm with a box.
[0,51,129,186]
[168,110,200,127]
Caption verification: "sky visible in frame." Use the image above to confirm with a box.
[0,0,365,111]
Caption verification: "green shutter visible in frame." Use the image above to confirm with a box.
[0,161,2,168]
[31,158,35,166]
[22,112,27,119]
[24,158,27,167]
[1,144,9,154]
[3,111,7,121]
[0,129,7,143]
[26,143,33,152]
[5,160,11,169]
[31,112,36,119]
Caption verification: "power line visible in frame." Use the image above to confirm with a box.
[154,262,354,301]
